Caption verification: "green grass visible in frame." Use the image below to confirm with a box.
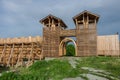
[0,56,120,80]
[76,56,120,78]
[0,59,80,80]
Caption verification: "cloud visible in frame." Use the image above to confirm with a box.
[0,0,120,38]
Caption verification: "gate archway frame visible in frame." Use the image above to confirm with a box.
[59,38,77,56]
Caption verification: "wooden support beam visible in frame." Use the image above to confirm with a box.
[15,43,24,67]
[94,17,97,30]
[0,44,7,62]
[48,17,51,28]
[58,20,61,28]
[28,43,33,62]
[83,14,85,29]
[7,44,14,66]
[87,13,89,28]
[75,19,78,29]
[34,42,41,60]
[43,22,45,28]
[26,43,34,67]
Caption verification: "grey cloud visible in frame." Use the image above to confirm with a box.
[0,0,120,38]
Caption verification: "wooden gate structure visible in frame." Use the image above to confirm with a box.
[40,10,99,57]
[0,10,119,67]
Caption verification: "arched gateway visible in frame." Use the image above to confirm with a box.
[40,10,99,57]
[59,38,77,56]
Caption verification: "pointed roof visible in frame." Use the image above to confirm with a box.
[40,14,67,28]
[73,10,100,23]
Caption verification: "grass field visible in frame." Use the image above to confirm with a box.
[0,56,120,80]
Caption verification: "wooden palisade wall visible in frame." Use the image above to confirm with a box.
[0,36,43,67]
[97,34,119,56]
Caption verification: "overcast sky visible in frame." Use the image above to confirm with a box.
[0,0,120,38]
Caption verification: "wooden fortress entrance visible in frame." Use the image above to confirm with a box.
[0,10,119,67]
[40,10,99,57]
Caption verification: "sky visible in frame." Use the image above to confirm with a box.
[0,0,120,38]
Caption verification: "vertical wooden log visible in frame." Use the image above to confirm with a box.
[15,43,24,67]
[0,44,7,62]
[94,18,97,30]
[48,17,51,28]
[75,19,78,29]
[28,43,33,62]
[86,14,88,28]
[83,14,85,29]
[58,20,60,27]
[43,22,45,28]
[7,44,14,67]
[29,36,32,43]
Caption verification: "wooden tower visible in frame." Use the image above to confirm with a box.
[40,15,67,57]
[73,10,99,56]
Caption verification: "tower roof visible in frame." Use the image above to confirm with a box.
[73,10,100,23]
[40,14,67,28]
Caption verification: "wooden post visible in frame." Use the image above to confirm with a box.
[48,17,51,28]
[7,44,14,67]
[28,43,33,62]
[58,20,60,26]
[87,14,89,28]
[0,44,7,62]
[15,43,24,67]
[83,14,85,29]
[63,43,66,55]
[43,22,45,28]
[94,17,97,30]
